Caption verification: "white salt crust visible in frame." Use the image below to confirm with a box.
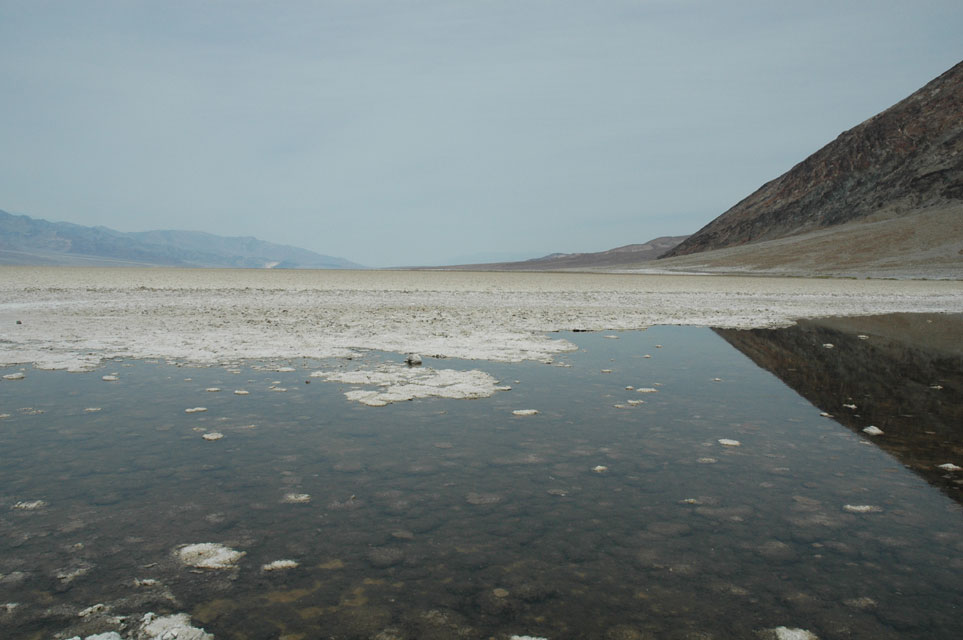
[2,269,960,373]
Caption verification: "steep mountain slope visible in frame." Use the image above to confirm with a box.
[439,236,689,271]
[663,61,963,259]
[0,209,363,269]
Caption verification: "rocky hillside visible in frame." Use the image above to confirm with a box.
[663,61,963,258]
[0,209,363,269]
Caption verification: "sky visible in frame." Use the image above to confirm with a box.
[1,1,961,267]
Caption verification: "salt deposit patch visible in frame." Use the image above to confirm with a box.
[843,504,883,514]
[175,543,245,569]
[262,559,299,571]
[318,362,504,406]
[138,613,212,640]
[12,500,47,510]
[759,628,819,640]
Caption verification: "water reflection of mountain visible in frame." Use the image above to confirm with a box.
[715,313,963,504]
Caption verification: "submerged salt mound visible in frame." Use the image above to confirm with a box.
[175,542,244,569]
[758,627,819,640]
[320,363,504,406]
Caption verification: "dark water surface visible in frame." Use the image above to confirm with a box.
[1,322,962,639]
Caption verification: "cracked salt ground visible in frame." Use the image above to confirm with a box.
[1,325,962,639]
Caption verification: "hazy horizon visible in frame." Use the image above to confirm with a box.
[2,1,961,267]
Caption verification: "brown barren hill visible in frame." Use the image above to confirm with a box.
[662,61,963,260]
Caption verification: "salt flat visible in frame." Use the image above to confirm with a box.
[1,267,961,372]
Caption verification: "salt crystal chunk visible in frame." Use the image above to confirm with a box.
[12,500,46,510]
[843,504,883,514]
[513,409,538,416]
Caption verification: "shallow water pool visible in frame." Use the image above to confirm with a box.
[1,320,961,639]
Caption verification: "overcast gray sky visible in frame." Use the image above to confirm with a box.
[1,1,961,267]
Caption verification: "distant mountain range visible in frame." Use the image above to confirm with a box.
[437,236,689,271]
[4,63,960,277]
[0,210,364,269]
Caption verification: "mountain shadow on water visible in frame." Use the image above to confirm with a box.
[715,314,963,504]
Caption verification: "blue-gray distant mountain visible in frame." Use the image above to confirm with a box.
[0,210,364,269]
[435,236,690,271]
